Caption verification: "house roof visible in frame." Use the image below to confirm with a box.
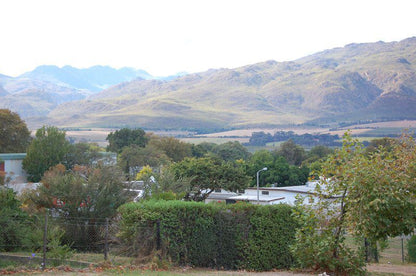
[229,194,285,203]
[0,153,27,160]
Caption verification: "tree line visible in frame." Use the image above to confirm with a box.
[246,130,341,147]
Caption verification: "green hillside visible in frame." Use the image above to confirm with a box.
[42,37,416,130]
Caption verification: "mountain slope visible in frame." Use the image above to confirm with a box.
[46,37,416,130]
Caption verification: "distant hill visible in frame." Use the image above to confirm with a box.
[45,37,416,131]
[20,65,152,92]
[0,65,166,119]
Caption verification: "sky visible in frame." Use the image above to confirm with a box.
[1,0,416,77]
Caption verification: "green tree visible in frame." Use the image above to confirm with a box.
[171,157,250,201]
[247,150,309,187]
[64,142,101,169]
[23,126,71,182]
[118,144,170,177]
[292,132,416,274]
[0,109,31,153]
[106,128,148,153]
[212,141,251,162]
[148,136,192,162]
[365,137,395,154]
[276,139,306,166]
[191,142,217,157]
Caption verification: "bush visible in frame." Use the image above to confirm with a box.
[408,235,416,263]
[0,188,32,251]
[117,200,298,271]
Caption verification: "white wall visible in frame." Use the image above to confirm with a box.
[4,159,27,184]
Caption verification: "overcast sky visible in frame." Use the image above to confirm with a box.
[1,0,415,77]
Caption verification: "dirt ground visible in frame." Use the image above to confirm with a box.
[366,263,416,275]
[3,264,416,275]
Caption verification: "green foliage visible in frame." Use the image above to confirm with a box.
[118,144,170,176]
[64,142,101,169]
[148,136,192,162]
[291,204,365,275]
[170,157,250,201]
[117,201,298,271]
[407,236,416,263]
[211,141,251,162]
[0,188,31,251]
[244,204,298,271]
[23,126,71,182]
[29,164,130,250]
[292,132,416,274]
[246,150,309,187]
[276,139,306,166]
[0,109,31,153]
[106,128,148,153]
[46,225,75,265]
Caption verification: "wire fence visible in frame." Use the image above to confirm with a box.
[0,212,415,269]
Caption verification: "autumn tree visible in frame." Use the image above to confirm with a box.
[23,126,71,182]
[30,164,131,250]
[0,109,31,153]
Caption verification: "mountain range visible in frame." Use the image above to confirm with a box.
[1,37,416,131]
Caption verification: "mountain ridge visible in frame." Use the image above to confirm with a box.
[2,37,416,130]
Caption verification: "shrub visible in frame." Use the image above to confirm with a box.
[408,235,416,263]
[117,200,298,271]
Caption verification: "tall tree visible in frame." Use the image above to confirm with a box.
[0,109,31,153]
[292,133,416,274]
[276,139,306,166]
[106,128,148,153]
[23,126,71,182]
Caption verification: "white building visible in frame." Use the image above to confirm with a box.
[205,181,320,205]
[0,153,27,185]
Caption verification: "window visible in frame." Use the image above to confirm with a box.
[262,191,269,195]
[238,189,245,194]
[214,188,222,193]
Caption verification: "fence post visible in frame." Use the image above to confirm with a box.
[402,235,405,263]
[156,220,161,250]
[42,210,48,270]
[104,218,109,261]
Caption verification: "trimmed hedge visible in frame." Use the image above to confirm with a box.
[117,200,298,271]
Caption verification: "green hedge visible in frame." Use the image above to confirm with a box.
[117,200,298,271]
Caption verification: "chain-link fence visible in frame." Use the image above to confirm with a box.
[0,211,124,269]
[1,212,415,269]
